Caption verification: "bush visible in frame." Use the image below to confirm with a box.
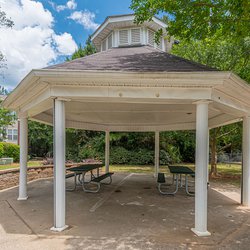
[0,143,4,158]
[0,142,20,162]
[110,147,132,164]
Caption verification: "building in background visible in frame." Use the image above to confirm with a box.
[0,95,19,145]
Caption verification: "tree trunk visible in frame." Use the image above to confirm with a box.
[210,128,218,177]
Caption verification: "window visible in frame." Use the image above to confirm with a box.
[7,129,18,141]
[108,34,112,49]
[148,29,154,46]
[7,129,12,141]
[119,29,129,45]
[101,39,106,51]
[131,28,141,44]
[13,129,18,141]
[157,39,162,50]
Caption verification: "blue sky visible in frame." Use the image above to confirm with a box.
[43,0,132,47]
[0,0,133,89]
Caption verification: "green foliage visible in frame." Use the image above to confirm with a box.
[131,0,250,42]
[67,36,96,61]
[0,142,4,157]
[171,32,250,82]
[0,7,14,28]
[28,121,53,157]
[0,142,20,162]
[0,7,14,67]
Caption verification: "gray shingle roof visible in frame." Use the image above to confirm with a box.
[46,46,218,72]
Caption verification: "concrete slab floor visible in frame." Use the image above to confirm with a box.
[0,173,250,250]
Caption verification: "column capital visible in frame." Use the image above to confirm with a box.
[18,112,28,119]
[54,97,71,102]
[193,100,212,105]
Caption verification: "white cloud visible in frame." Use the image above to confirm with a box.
[53,33,77,55]
[0,0,77,88]
[68,10,99,31]
[49,0,77,12]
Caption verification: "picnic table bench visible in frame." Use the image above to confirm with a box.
[157,165,195,196]
[66,164,114,193]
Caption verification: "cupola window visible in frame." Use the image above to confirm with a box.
[119,29,129,45]
[131,28,141,44]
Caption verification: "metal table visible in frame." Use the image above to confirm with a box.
[66,163,104,191]
[168,165,195,196]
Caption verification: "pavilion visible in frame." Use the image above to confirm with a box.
[3,14,250,237]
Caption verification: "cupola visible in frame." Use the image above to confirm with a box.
[91,14,173,52]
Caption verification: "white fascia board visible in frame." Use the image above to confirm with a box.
[152,17,167,29]
[91,15,135,41]
[50,85,212,101]
[35,69,227,87]
[212,89,250,115]
[2,70,39,109]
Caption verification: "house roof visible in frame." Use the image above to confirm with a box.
[46,46,217,72]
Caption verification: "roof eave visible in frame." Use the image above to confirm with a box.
[2,70,39,109]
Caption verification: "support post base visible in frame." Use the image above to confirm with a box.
[191,228,211,237]
[17,196,28,201]
[50,225,68,232]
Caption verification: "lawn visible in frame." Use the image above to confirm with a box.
[110,163,242,187]
[0,161,242,187]
[0,161,42,170]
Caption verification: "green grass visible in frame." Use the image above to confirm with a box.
[110,163,242,187]
[0,161,242,187]
[0,161,42,171]
[215,163,242,176]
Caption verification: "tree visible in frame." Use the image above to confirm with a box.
[0,7,14,68]
[209,124,242,176]
[28,121,53,157]
[0,7,14,28]
[67,36,96,61]
[171,31,250,82]
[131,0,250,42]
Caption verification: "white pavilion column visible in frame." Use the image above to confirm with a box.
[191,101,211,236]
[155,131,160,177]
[242,116,250,206]
[51,99,68,232]
[18,116,28,200]
[105,131,110,173]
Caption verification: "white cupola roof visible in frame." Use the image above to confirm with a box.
[91,14,171,52]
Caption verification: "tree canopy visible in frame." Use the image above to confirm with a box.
[131,0,250,42]
[0,7,13,68]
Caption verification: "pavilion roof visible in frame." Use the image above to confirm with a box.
[46,46,217,73]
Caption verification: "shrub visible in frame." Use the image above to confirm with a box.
[130,149,154,165]
[0,143,4,158]
[1,142,20,162]
[110,147,131,164]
